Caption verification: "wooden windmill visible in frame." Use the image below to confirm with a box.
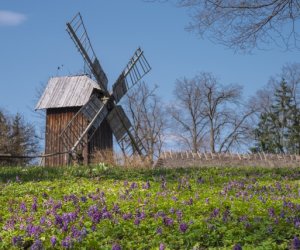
[36,13,151,165]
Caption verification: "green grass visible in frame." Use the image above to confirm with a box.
[1,165,300,249]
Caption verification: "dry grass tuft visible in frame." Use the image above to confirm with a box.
[91,150,153,169]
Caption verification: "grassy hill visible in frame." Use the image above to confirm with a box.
[1,165,300,249]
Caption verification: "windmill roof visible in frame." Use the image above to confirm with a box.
[35,75,101,110]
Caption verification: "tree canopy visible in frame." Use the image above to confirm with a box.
[0,110,40,166]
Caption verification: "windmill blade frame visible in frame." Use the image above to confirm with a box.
[112,47,151,103]
[59,94,109,153]
[66,13,108,92]
[106,105,146,156]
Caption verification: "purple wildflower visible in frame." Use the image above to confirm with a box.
[87,205,102,223]
[103,211,112,219]
[122,213,132,220]
[112,243,122,250]
[4,217,16,230]
[130,182,138,189]
[134,218,140,225]
[62,212,77,225]
[81,227,87,238]
[55,214,63,228]
[184,198,193,205]
[62,223,68,232]
[143,180,151,189]
[210,208,220,218]
[268,207,275,217]
[71,225,84,240]
[27,224,43,237]
[64,194,79,205]
[179,223,188,233]
[80,196,87,202]
[156,211,166,218]
[159,243,166,250]
[163,217,174,226]
[156,227,163,235]
[223,208,231,222]
[275,182,282,191]
[136,211,146,220]
[113,204,120,214]
[233,243,242,250]
[26,216,34,224]
[171,196,178,201]
[176,210,183,221]
[20,202,27,213]
[292,236,300,250]
[12,236,23,246]
[53,200,62,210]
[61,236,72,249]
[50,236,57,247]
[30,239,43,250]
[31,197,38,212]
[238,215,248,222]
[197,177,204,184]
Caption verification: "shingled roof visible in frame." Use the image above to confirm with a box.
[35,75,100,110]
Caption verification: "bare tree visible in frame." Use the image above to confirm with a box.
[169,77,208,152]
[124,82,167,160]
[281,63,300,106]
[151,0,300,52]
[170,72,257,153]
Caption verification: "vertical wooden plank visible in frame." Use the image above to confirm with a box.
[45,106,114,166]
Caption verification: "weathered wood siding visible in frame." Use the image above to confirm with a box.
[45,107,83,166]
[45,107,112,166]
[88,119,113,158]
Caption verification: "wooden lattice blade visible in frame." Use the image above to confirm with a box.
[66,13,108,91]
[106,105,146,156]
[112,48,151,103]
[60,95,108,153]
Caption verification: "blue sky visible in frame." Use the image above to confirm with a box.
[1,0,300,126]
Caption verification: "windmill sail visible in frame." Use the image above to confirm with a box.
[106,105,146,156]
[112,48,151,103]
[60,95,108,153]
[66,13,108,92]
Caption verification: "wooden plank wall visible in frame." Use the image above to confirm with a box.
[45,107,88,166]
[88,118,113,160]
[45,107,113,166]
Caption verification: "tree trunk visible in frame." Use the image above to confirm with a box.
[210,120,215,153]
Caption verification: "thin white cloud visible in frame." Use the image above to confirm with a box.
[0,10,27,26]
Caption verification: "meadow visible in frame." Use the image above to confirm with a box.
[1,165,300,249]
